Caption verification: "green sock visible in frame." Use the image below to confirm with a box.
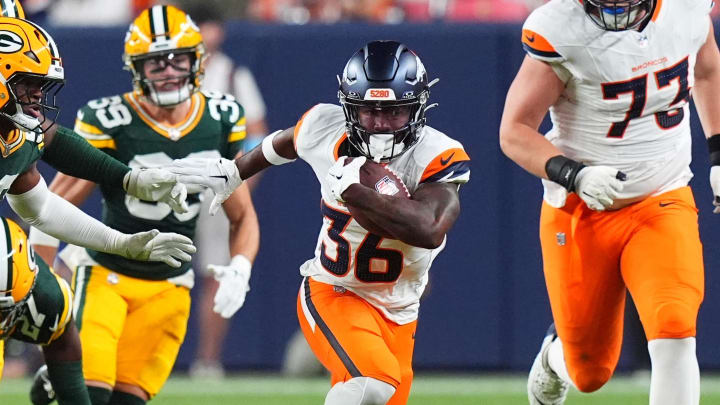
[87,386,112,405]
[45,361,91,405]
[108,391,146,405]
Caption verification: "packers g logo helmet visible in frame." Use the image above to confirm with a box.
[123,5,205,107]
[0,17,64,139]
[0,217,38,340]
[0,0,24,19]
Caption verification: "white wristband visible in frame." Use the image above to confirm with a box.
[28,226,60,248]
[230,254,252,273]
[262,130,296,165]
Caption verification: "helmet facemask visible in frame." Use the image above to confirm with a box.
[584,0,654,31]
[0,73,63,135]
[338,40,437,163]
[340,93,428,163]
[131,49,200,107]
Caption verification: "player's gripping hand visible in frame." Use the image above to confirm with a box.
[326,156,366,202]
[111,229,196,268]
[209,255,252,318]
[165,157,242,215]
[123,168,189,214]
[710,166,720,214]
[574,166,626,211]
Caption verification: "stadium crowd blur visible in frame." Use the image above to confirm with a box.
[20,0,720,26]
[18,0,556,26]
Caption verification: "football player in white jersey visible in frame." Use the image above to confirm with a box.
[499,0,720,404]
[169,40,470,405]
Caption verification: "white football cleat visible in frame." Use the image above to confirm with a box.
[528,327,569,405]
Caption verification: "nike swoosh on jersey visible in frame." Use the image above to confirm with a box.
[525,34,535,43]
[659,202,675,207]
[440,152,456,166]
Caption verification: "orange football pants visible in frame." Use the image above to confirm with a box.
[540,186,704,392]
[297,277,417,405]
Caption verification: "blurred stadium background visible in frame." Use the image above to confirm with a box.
[4,0,720,403]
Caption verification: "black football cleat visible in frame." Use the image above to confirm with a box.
[30,365,56,405]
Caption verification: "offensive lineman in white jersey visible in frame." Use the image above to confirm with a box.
[500,0,720,404]
[169,40,470,405]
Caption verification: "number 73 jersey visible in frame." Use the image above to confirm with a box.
[295,104,470,325]
[522,0,713,206]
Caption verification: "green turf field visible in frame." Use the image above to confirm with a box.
[2,374,720,404]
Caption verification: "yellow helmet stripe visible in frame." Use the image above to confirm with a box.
[149,5,168,42]
[0,218,12,293]
[1,0,19,18]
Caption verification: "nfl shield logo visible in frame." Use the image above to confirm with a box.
[375,176,400,196]
[556,232,566,246]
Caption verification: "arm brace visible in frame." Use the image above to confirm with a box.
[42,126,130,187]
[7,178,125,254]
[545,155,585,192]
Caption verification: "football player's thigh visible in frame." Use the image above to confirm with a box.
[74,266,127,386]
[298,278,402,388]
[622,189,704,340]
[115,282,190,398]
[386,320,417,405]
[540,199,627,369]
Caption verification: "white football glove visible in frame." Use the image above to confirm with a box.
[209,255,252,318]
[574,166,626,211]
[710,166,720,214]
[111,229,196,268]
[123,168,189,214]
[326,156,366,202]
[165,158,242,215]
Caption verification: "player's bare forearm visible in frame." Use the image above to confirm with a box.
[236,127,297,180]
[693,21,720,138]
[499,56,566,179]
[225,183,260,261]
[33,245,58,267]
[342,182,460,249]
[47,173,96,206]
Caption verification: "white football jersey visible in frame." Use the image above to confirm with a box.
[295,103,470,324]
[522,0,713,207]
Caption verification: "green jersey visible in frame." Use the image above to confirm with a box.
[0,130,45,200]
[11,257,73,345]
[74,90,246,279]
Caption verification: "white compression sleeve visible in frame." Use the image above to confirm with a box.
[648,337,699,405]
[28,226,60,248]
[7,177,125,254]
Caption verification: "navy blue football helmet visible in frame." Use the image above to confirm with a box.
[338,40,436,163]
[584,0,654,31]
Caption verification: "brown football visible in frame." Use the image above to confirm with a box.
[344,157,410,236]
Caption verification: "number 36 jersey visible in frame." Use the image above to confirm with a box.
[522,0,713,207]
[295,104,470,325]
[73,91,246,280]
